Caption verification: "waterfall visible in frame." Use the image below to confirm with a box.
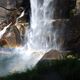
[27,0,59,50]
[0,0,60,77]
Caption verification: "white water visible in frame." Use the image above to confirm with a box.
[27,0,59,50]
[0,0,59,77]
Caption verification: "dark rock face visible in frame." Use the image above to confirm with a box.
[21,0,30,21]
[64,14,80,52]
[53,0,76,19]
[52,19,68,50]
[51,0,80,52]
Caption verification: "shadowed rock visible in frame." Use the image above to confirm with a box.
[64,14,80,52]
[53,0,76,19]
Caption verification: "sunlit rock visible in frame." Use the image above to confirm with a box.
[0,39,9,47]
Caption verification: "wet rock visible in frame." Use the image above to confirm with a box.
[52,19,69,50]
[64,14,80,52]
[21,0,30,22]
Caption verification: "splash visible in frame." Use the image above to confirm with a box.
[0,0,59,77]
[0,47,46,76]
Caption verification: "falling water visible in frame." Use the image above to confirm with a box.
[0,0,59,77]
[27,0,59,50]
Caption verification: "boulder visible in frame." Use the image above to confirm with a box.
[42,50,63,60]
